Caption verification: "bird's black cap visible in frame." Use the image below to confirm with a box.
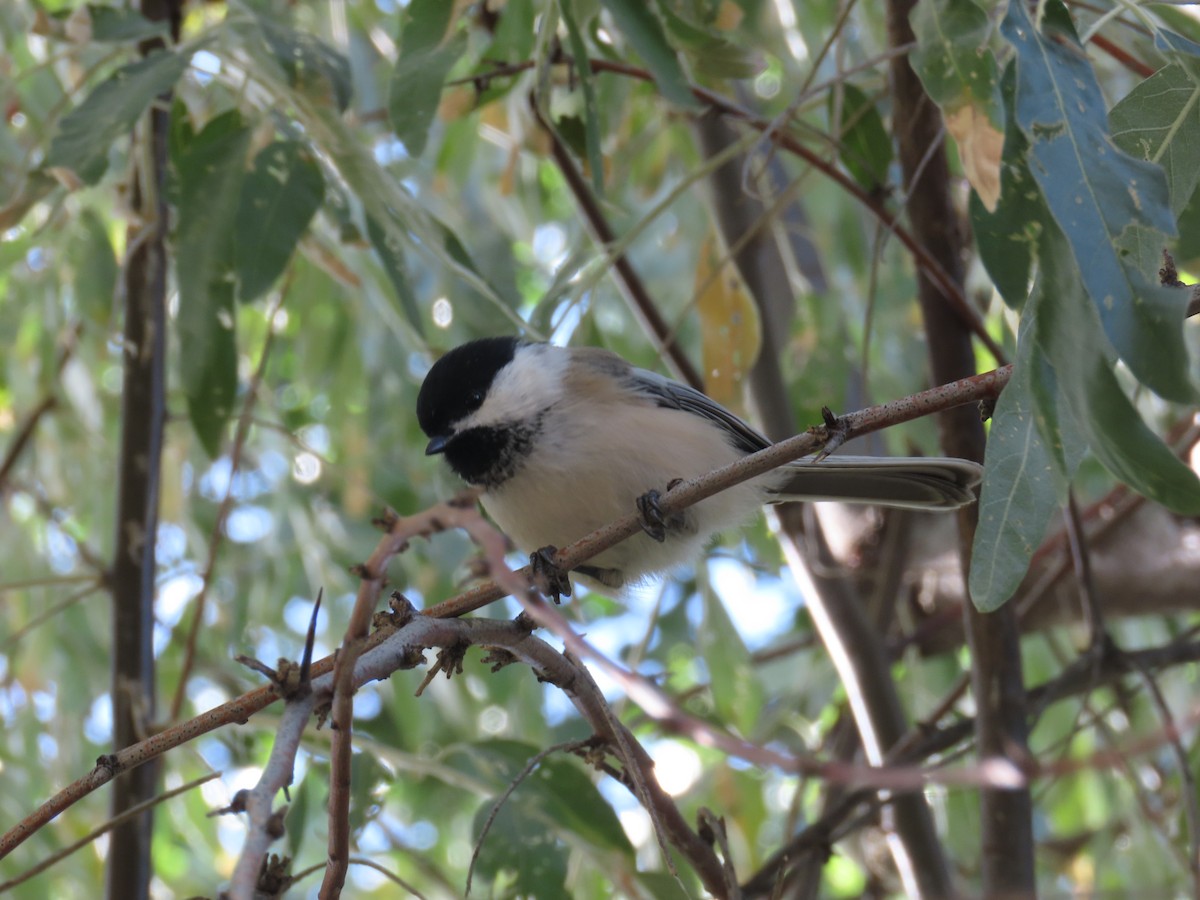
[416,336,523,447]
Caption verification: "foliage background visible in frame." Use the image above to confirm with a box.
[1,0,1200,897]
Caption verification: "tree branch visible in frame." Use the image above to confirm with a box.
[886,3,1035,893]
[107,0,179,891]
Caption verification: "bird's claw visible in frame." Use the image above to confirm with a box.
[530,546,571,603]
[637,489,668,543]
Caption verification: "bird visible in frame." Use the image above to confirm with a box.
[417,336,982,594]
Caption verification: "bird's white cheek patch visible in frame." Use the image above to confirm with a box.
[462,346,568,431]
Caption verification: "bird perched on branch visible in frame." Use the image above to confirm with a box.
[417,337,982,594]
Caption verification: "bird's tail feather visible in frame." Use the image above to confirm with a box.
[769,456,983,510]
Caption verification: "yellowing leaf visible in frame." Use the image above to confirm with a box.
[694,233,761,406]
[946,103,1004,212]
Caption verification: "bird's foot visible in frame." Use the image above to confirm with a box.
[530,546,571,603]
[636,480,687,543]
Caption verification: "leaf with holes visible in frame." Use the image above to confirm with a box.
[1002,0,1193,403]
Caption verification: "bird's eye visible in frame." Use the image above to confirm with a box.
[468,390,484,406]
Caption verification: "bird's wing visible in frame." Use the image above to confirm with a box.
[624,367,770,455]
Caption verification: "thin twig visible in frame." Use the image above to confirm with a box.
[531,93,703,389]
[0,772,219,892]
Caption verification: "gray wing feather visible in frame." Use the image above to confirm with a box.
[626,367,770,454]
[624,367,982,509]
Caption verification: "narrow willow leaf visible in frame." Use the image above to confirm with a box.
[970,64,1041,309]
[695,233,761,406]
[1033,220,1200,514]
[69,209,119,325]
[560,0,605,195]
[1002,0,1194,404]
[598,0,698,109]
[829,83,892,192]
[174,110,252,457]
[970,322,1078,611]
[366,215,425,336]
[235,140,325,302]
[658,3,763,80]
[255,17,352,112]
[1109,63,1200,215]
[44,49,191,185]
[388,0,468,158]
[700,577,765,734]
[231,23,515,320]
[909,0,1005,208]
[70,5,170,43]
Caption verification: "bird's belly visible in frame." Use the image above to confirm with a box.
[479,425,767,585]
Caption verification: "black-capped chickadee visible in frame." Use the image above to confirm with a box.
[417,337,982,592]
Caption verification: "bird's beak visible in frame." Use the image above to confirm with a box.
[425,435,450,456]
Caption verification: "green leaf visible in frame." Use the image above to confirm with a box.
[658,4,763,80]
[699,578,765,735]
[1155,28,1200,82]
[1032,219,1200,515]
[560,0,605,195]
[174,110,252,457]
[909,0,1003,122]
[970,324,1078,611]
[829,83,892,192]
[1002,0,1194,404]
[472,799,569,895]
[598,0,698,109]
[365,215,425,336]
[448,740,633,855]
[80,5,170,43]
[969,68,1042,308]
[44,49,191,185]
[256,16,352,112]
[1109,63,1200,215]
[68,209,119,325]
[235,140,325,302]
[387,0,468,158]
[285,770,316,859]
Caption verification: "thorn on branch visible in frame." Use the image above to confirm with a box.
[299,589,322,685]
[814,406,849,460]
